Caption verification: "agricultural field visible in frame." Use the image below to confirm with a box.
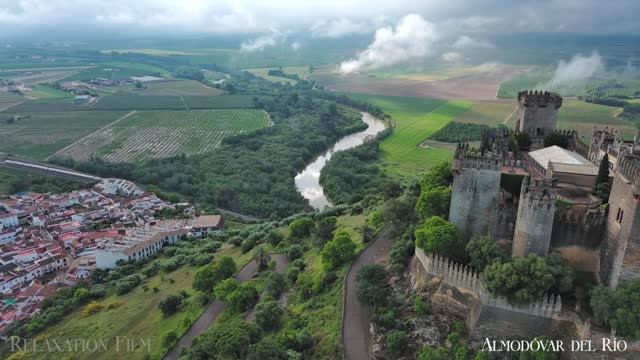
[453,100,517,126]
[0,111,126,159]
[0,92,23,110]
[121,79,224,96]
[244,66,310,84]
[370,64,525,82]
[347,93,471,181]
[429,122,492,142]
[64,64,165,82]
[498,68,640,98]
[28,84,73,99]
[6,94,254,112]
[4,68,83,86]
[53,109,271,162]
[555,99,638,143]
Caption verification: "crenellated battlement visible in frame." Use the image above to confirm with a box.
[518,90,563,109]
[520,177,557,208]
[616,147,640,195]
[453,153,502,172]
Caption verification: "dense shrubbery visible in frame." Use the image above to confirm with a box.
[320,231,356,269]
[192,256,237,293]
[356,264,390,307]
[465,235,508,271]
[414,216,461,259]
[590,280,640,338]
[320,141,387,204]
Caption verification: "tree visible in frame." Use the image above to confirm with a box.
[286,244,304,260]
[254,299,284,331]
[264,272,287,298]
[358,224,375,243]
[545,253,575,293]
[356,264,389,307]
[381,195,417,224]
[227,283,259,312]
[590,280,640,337]
[135,80,143,89]
[416,186,451,220]
[594,154,611,201]
[314,216,336,244]
[483,254,555,305]
[247,339,287,360]
[266,230,284,246]
[414,216,460,258]
[161,330,177,348]
[214,278,238,301]
[288,217,315,238]
[465,235,508,271]
[385,330,408,355]
[381,181,403,199]
[192,256,236,293]
[158,294,183,316]
[184,318,260,359]
[321,231,356,269]
[253,245,271,271]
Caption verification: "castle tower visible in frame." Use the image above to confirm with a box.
[449,153,502,239]
[515,90,563,137]
[512,177,557,257]
[598,145,640,288]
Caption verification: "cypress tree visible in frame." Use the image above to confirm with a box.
[595,154,610,186]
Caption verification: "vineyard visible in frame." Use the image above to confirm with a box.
[429,122,492,142]
[0,111,126,159]
[53,109,271,162]
[5,94,255,112]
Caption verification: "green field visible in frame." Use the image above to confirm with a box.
[0,92,23,108]
[54,109,271,162]
[0,111,126,159]
[555,99,638,143]
[6,95,254,112]
[347,93,471,181]
[123,80,224,96]
[429,122,493,142]
[63,64,165,82]
[28,84,73,99]
[453,100,517,126]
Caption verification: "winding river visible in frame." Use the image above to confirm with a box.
[295,112,386,210]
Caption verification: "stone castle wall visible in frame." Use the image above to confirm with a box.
[414,248,562,318]
[599,171,640,287]
[449,156,502,239]
[512,179,557,257]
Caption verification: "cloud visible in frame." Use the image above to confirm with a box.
[546,51,605,86]
[311,18,372,38]
[290,41,301,51]
[441,52,463,62]
[339,14,437,74]
[240,29,285,51]
[452,35,493,49]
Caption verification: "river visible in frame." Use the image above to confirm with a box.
[294,112,387,210]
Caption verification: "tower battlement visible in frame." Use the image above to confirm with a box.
[453,153,502,172]
[521,177,557,207]
[517,90,563,109]
[616,147,640,195]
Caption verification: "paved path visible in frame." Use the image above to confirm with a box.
[165,254,289,360]
[342,226,396,360]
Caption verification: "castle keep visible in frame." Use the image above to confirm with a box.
[449,90,640,287]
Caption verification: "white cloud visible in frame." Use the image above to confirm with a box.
[339,14,437,74]
[290,41,301,51]
[547,51,605,85]
[441,52,463,62]
[240,29,285,51]
[452,35,493,49]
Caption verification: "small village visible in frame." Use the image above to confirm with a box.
[0,177,224,333]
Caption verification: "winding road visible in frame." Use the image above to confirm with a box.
[342,226,396,360]
[164,253,289,360]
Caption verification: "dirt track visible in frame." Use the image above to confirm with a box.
[164,253,289,360]
[342,226,396,360]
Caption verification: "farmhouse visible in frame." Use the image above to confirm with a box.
[190,215,224,237]
[73,95,93,104]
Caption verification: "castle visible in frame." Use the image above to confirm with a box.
[449,90,640,288]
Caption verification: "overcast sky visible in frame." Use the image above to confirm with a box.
[2,0,640,37]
